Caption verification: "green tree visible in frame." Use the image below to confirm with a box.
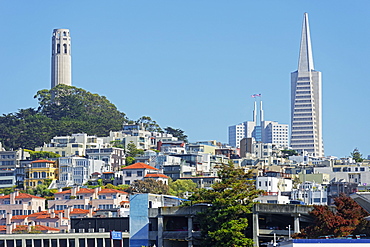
[169,179,197,197]
[0,85,128,150]
[351,148,364,163]
[188,163,261,247]
[164,127,188,142]
[0,186,16,195]
[128,178,169,194]
[110,140,124,149]
[35,84,127,136]
[280,149,298,158]
[135,116,163,133]
[24,150,61,160]
[125,142,144,165]
[295,194,370,238]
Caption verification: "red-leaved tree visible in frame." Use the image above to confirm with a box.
[295,194,370,238]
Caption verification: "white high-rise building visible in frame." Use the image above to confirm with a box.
[228,123,246,149]
[291,13,324,157]
[51,29,72,88]
[228,101,288,148]
[261,121,289,147]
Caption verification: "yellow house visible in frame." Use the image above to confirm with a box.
[25,160,58,187]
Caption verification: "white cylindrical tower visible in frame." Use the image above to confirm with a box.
[51,29,72,88]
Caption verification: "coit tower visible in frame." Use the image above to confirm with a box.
[51,29,72,88]
[290,13,324,157]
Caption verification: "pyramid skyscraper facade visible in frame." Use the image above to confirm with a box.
[290,13,324,157]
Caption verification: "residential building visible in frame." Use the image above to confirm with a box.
[51,29,72,88]
[290,13,324,157]
[187,141,217,155]
[157,140,186,154]
[121,163,159,185]
[57,156,104,188]
[314,164,370,186]
[291,181,327,205]
[36,133,106,157]
[121,123,152,150]
[0,210,71,231]
[144,174,169,185]
[256,176,292,193]
[327,181,358,205]
[0,169,16,188]
[24,160,58,188]
[86,147,125,171]
[48,187,129,211]
[0,149,29,170]
[254,193,290,204]
[0,191,45,215]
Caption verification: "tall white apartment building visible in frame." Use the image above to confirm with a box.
[229,101,288,148]
[262,121,289,147]
[228,123,246,149]
[290,13,324,157]
[51,29,72,88]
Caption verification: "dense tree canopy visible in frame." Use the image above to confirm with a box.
[188,163,261,247]
[164,126,188,142]
[128,178,169,194]
[0,85,127,150]
[168,179,197,198]
[295,194,370,238]
[135,116,163,133]
[351,148,364,163]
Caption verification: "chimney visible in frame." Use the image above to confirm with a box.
[88,207,94,217]
[58,212,63,227]
[6,213,12,225]
[6,223,12,234]
[10,192,16,204]
[71,187,77,197]
[50,210,55,218]
[65,206,72,219]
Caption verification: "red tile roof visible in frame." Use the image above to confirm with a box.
[70,208,89,214]
[28,211,67,220]
[14,225,60,232]
[12,215,28,220]
[0,193,45,200]
[55,188,94,194]
[99,189,128,194]
[145,174,169,178]
[122,162,158,170]
[30,159,55,163]
[54,187,128,195]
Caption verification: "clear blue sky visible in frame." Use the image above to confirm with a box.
[1,1,369,158]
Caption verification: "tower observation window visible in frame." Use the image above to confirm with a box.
[57,44,60,53]
[63,44,67,53]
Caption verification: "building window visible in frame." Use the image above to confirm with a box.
[137,171,142,177]
[125,180,130,185]
[126,171,131,177]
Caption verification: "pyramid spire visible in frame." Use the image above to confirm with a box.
[298,13,314,72]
